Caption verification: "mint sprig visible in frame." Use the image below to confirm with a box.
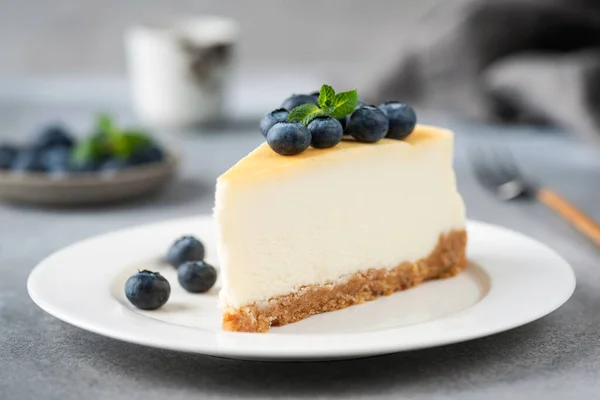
[331,91,358,119]
[287,85,358,126]
[318,84,336,112]
[288,104,324,126]
[71,114,154,165]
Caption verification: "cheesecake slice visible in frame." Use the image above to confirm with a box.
[214,124,467,332]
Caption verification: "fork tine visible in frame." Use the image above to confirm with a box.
[490,146,522,181]
[468,143,533,200]
[468,145,504,189]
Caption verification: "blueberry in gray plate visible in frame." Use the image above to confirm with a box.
[167,236,205,268]
[71,160,101,173]
[11,147,46,173]
[260,108,289,137]
[266,122,311,156]
[0,144,17,169]
[307,116,343,149]
[33,124,75,150]
[129,145,165,166]
[346,105,390,143]
[125,270,171,310]
[281,94,319,111]
[41,146,71,172]
[379,101,417,139]
[178,261,217,293]
[100,157,129,173]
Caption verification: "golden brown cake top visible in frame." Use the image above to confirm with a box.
[219,124,452,183]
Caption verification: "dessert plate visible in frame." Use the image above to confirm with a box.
[28,215,575,361]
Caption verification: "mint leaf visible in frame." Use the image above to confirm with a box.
[288,103,322,124]
[96,114,119,138]
[318,84,335,109]
[123,131,153,151]
[321,105,336,115]
[301,111,324,126]
[112,131,153,158]
[331,89,358,119]
[71,137,105,165]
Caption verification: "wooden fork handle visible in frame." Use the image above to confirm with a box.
[537,188,600,247]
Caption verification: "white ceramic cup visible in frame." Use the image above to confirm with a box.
[125,16,238,129]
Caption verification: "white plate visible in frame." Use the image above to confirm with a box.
[28,216,575,361]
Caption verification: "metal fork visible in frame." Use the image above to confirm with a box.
[469,145,600,247]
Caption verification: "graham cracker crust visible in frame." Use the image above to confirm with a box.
[222,230,467,333]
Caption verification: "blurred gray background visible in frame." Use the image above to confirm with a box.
[0,0,440,87]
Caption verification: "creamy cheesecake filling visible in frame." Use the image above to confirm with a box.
[222,230,467,332]
[215,126,465,309]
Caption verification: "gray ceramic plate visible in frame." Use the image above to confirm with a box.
[0,154,179,206]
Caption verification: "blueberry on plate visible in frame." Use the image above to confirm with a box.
[100,157,129,173]
[281,94,319,111]
[129,145,165,166]
[167,236,205,268]
[379,102,417,139]
[266,122,311,156]
[0,144,17,169]
[260,108,289,137]
[71,160,101,173]
[346,105,390,143]
[125,270,171,310]
[32,124,75,150]
[11,147,46,173]
[41,146,71,171]
[307,116,343,149]
[178,261,218,293]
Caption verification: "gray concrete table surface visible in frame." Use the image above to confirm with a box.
[1,99,600,399]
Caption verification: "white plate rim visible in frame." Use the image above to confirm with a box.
[27,216,576,360]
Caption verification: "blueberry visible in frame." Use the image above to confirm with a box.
[32,125,75,150]
[40,147,72,177]
[260,108,289,137]
[0,144,17,169]
[346,105,389,143]
[129,146,165,166]
[337,116,348,131]
[266,122,311,156]
[11,148,46,173]
[307,116,343,149]
[100,157,129,173]
[125,270,171,310]
[281,94,319,111]
[41,146,71,170]
[178,261,217,293]
[379,102,417,139]
[71,160,100,173]
[167,236,205,268]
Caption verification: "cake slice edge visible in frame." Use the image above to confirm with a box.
[222,229,467,333]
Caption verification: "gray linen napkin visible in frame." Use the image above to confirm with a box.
[372,0,600,143]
